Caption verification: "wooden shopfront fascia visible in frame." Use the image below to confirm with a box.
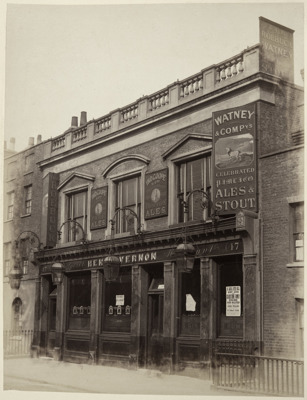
[37,217,244,272]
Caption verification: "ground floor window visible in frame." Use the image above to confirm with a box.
[216,255,243,338]
[103,267,131,332]
[67,272,91,330]
[180,261,200,335]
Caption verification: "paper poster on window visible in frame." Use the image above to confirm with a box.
[186,294,196,312]
[90,187,108,230]
[226,286,241,316]
[116,295,125,306]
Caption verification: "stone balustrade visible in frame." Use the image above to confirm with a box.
[52,134,66,151]
[180,73,203,98]
[149,90,169,111]
[215,57,244,82]
[95,116,112,134]
[72,126,87,143]
[120,103,139,123]
[46,45,260,158]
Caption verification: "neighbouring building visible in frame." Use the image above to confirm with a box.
[3,17,304,384]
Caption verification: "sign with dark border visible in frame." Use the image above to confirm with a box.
[90,187,108,230]
[212,103,257,215]
[145,168,168,220]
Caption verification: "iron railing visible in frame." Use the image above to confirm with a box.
[213,352,304,397]
[3,330,33,357]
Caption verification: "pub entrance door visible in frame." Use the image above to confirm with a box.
[46,288,57,357]
[147,278,164,367]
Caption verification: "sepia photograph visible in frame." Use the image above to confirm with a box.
[1,0,305,399]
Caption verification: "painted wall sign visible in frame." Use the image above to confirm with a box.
[226,286,241,317]
[212,103,257,215]
[90,187,108,230]
[259,17,294,82]
[40,239,243,274]
[41,173,59,248]
[145,169,168,220]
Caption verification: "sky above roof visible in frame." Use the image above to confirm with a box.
[2,0,305,153]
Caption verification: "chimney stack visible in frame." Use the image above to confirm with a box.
[10,137,15,151]
[37,134,42,144]
[71,116,78,128]
[80,111,87,126]
[28,137,35,147]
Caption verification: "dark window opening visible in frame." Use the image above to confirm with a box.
[103,267,132,333]
[68,273,91,331]
[216,255,243,338]
[180,261,200,335]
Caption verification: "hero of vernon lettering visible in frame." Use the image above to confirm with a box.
[144,168,168,220]
[212,103,257,215]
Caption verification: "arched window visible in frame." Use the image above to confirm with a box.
[12,298,22,331]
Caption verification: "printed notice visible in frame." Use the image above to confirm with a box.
[226,286,241,316]
[186,294,196,312]
[116,295,125,306]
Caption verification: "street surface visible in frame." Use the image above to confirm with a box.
[2,356,260,397]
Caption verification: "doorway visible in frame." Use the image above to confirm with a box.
[47,287,57,357]
[147,277,164,367]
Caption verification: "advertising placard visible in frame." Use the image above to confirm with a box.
[212,103,257,215]
[226,286,241,317]
[90,187,108,230]
[145,169,168,220]
[259,17,294,82]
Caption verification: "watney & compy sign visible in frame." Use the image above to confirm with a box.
[212,103,257,214]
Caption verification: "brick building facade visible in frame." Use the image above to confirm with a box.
[3,17,304,378]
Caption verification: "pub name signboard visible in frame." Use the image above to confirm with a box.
[41,239,243,273]
[145,169,168,219]
[212,103,257,215]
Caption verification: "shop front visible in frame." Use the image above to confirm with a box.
[33,222,260,375]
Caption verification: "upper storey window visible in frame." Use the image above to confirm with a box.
[292,202,304,262]
[115,175,141,234]
[177,155,211,222]
[7,191,15,220]
[67,191,88,242]
[24,185,32,215]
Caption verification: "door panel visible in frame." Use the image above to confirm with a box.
[147,294,164,367]
[47,297,56,357]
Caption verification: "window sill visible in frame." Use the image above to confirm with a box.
[170,220,205,229]
[24,170,34,176]
[56,240,89,248]
[286,262,304,268]
[20,213,31,218]
[4,219,13,223]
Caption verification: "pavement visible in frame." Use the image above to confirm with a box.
[2,356,252,397]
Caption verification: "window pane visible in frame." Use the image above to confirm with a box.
[103,268,131,333]
[115,177,140,233]
[218,256,243,338]
[177,157,210,222]
[68,274,91,330]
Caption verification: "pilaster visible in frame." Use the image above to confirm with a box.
[89,269,102,364]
